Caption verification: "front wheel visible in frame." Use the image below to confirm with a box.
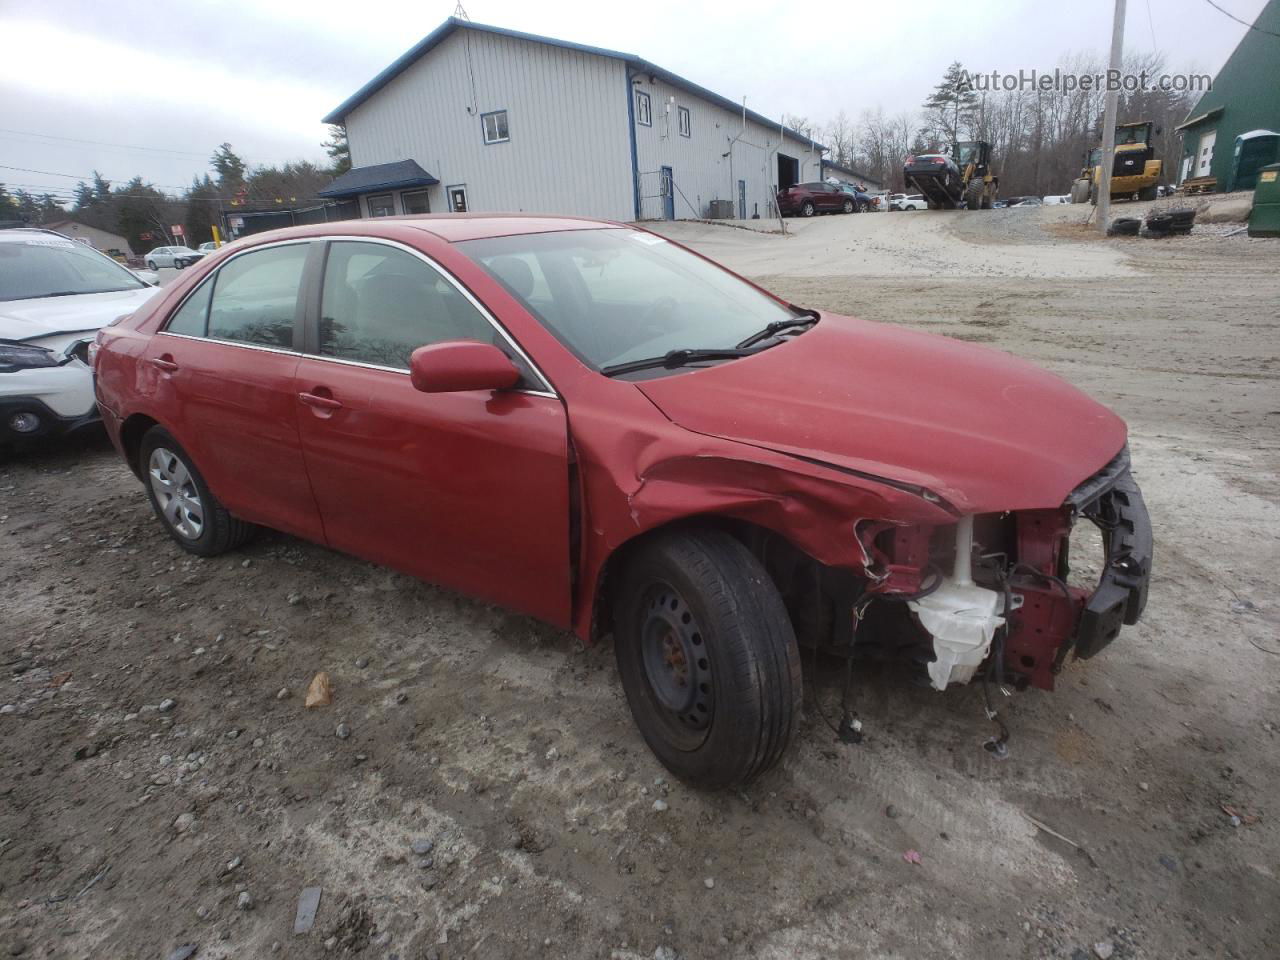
[842,199,854,214]
[801,201,815,217]
[146,260,157,271]
[614,529,802,789]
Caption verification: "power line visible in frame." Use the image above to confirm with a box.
[0,128,212,160]
[1200,0,1280,38]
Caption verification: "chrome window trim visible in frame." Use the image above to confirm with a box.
[158,237,315,345]
[155,331,299,357]
[312,235,557,398]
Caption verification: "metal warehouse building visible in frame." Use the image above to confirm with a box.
[320,17,826,222]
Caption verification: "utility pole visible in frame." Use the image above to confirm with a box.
[1096,0,1127,233]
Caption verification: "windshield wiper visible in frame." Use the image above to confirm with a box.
[735,309,819,349]
[601,347,756,377]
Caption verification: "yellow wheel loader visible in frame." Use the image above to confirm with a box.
[1070,121,1163,204]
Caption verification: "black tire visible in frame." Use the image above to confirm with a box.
[801,201,815,217]
[842,199,854,214]
[139,425,254,556]
[146,260,157,271]
[964,178,985,210]
[614,529,801,789]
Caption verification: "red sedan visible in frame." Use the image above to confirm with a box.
[92,216,1152,787]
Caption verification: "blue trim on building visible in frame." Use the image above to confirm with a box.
[480,108,510,145]
[321,16,823,153]
[625,70,641,220]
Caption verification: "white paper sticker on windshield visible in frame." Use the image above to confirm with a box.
[630,233,666,245]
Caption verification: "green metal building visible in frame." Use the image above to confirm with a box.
[1176,0,1280,192]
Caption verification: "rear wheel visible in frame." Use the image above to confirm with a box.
[801,201,815,217]
[139,426,254,556]
[614,529,801,789]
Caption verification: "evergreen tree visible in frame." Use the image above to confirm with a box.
[922,61,979,148]
[210,143,247,188]
[74,181,96,210]
[92,171,112,203]
[184,175,220,245]
[0,184,18,220]
[323,125,352,175]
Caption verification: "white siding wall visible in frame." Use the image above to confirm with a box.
[344,31,635,220]
[630,74,823,220]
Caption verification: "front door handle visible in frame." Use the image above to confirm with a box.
[149,356,179,372]
[298,391,343,411]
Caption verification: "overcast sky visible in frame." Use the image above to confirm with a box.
[0,0,1267,200]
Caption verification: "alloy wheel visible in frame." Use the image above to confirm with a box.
[148,447,204,539]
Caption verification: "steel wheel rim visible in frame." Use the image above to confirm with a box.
[148,447,204,539]
[639,583,713,735]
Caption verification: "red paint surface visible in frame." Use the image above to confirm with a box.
[94,215,1128,646]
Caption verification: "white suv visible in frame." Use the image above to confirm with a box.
[1,228,161,445]
[897,194,927,211]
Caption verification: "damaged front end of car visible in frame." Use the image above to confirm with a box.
[849,444,1153,693]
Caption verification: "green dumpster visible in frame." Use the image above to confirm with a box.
[1248,162,1280,237]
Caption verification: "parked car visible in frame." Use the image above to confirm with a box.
[197,242,221,255]
[897,194,927,211]
[836,184,873,212]
[1042,195,1071,205]
[1,228,161,445]
[146,246,205,270]
[886,193,907,210]
[1004,196,1044,209]
[93,216,1152,788]
[991,200,1008,208]
[777,182,857,216]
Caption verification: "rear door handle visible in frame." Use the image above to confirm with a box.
[149,357,179,372]
[298,391,343,411]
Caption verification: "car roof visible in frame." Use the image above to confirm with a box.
[0,227,74,243]
[228,214,625,248]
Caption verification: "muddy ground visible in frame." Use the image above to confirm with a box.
[2,206,1278,960]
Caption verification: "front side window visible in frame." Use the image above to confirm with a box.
[206,243,309,348]
[458,228,799,372]
[318,241,496,369]
[367,194,395,217]
[636,90,651,126]
[678,106,691,138]
[481,110,510,144]
[0,235,148,302]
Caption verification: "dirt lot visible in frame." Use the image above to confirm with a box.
[3,206,1278,960]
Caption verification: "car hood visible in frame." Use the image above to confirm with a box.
[634,314,1127,514]
[0,287,160,350]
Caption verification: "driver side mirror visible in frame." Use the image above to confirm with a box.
[409,340,521,393]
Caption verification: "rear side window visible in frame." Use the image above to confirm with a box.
[207,244,308,349]
[318,241,496,369]
[166,279,213,336]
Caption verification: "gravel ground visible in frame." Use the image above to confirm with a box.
[2,208,1278,960]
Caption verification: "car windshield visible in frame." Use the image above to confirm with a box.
[0,236,147,302]
[457,228,802,371]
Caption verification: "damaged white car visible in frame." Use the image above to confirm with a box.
[1,228,160,445]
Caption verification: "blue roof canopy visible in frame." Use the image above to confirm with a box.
[322,17,823,152]
[317,160,440,198]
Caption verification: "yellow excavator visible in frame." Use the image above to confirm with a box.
[1070,121,1162,204]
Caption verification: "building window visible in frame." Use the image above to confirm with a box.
[482,110,510,144]
[678,105,691,138]
[367,194,395,217]
[401,190,430,214]
[635,90,651,127]
[447,185,468,213]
